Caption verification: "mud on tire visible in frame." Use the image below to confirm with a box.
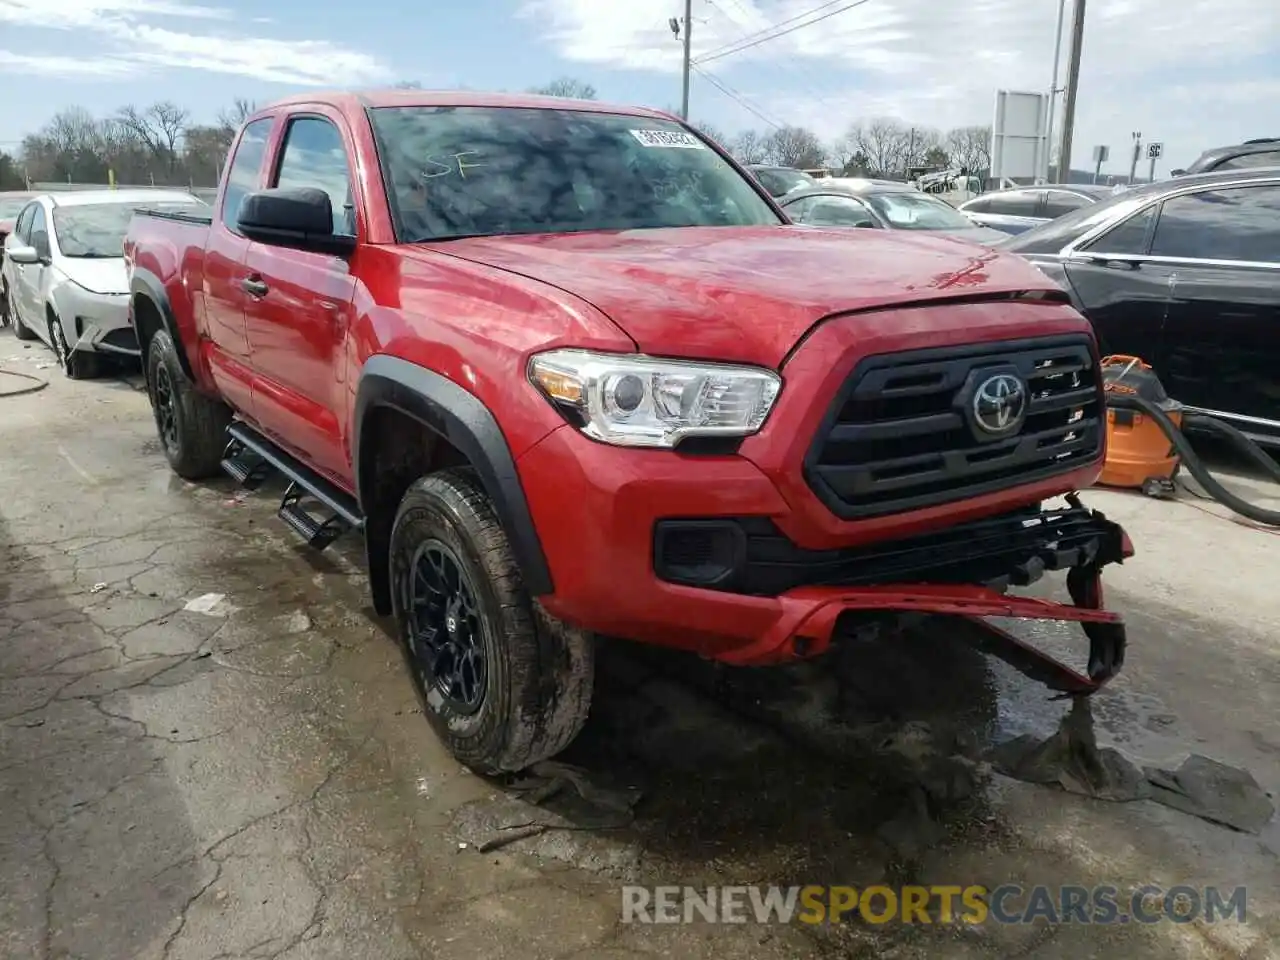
[145,328,231,481]
[389,467,594,775]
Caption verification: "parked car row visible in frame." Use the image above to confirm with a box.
[956,184,1117,235]
[739,157,1279,447]
[779,178,1008,244]
[1,189,208,377]
[1002,167,1280,446]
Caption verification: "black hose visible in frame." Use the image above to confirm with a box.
[1105,393,1280,527]
[0,368,49,397]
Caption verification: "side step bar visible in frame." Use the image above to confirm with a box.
[221,420,364,551]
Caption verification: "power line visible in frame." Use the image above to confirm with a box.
[695,0,873,66]
[696,0,850,62]
[708,0,841,112]
[690,64,784,129]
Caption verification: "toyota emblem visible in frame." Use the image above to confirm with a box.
[972,373,1027,435]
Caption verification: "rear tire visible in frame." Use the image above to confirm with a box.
[389,467,594,774]
[9,288,34,340]
[145,328,231,480]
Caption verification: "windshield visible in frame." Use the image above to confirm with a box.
[753,168,816,196]
[863,191,976,230]
[0,197,30,220]
[369,106,781,242]
[52,200,204,258]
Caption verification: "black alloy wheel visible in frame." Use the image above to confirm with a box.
[406,539,488,714]
[152,362,180,456]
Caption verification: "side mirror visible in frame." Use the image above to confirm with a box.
[6,244,39,265]
[236,187,356,257]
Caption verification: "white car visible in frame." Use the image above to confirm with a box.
[1,189,207,378]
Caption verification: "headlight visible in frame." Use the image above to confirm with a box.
[528,349,781,448]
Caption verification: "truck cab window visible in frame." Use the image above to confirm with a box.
[221,118,274,232]
[275,117,355,236]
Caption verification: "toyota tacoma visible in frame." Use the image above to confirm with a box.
[123,90,1133,774]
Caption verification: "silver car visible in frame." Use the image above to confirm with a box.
[955,185,1114,236]
[1,189,206,378]
[779,181,1010,245]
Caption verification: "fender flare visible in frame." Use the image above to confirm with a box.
[129,267,195,380]
[353,355,554,597]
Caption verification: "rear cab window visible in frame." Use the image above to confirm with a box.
[368,106,781,242]
[221,118,275,232]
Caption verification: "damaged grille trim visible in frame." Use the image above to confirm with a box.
[804,335,1105,519]
[654,502,1116,598]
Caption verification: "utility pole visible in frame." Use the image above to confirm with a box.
[1057,0,1086,185]
[1044,0,1066,181]
[680,0,693,121]
[1129,131,1142,182]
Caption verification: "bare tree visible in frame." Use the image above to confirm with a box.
[764,126,826,169]
[528,77,597,100]
[945,125,992,176]
[114,101,189,175]
[217,98,256,134]
[847,117,911,177]
[730,129,768,164]
[690,121,729,148]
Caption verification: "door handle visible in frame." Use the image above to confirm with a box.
[241,276,269,298]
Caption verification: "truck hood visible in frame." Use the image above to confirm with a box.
[56,256,128,295]
[432,226,1063,368]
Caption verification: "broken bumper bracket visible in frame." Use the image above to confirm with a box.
[718,496,1133,696]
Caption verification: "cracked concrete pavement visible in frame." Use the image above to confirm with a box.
[2,331,1278,959]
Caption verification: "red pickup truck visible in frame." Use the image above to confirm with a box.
[123,90,1133,774]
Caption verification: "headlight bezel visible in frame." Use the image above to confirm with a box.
[527,348,782,449]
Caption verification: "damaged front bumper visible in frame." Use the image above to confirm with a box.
[714,494,1133,696]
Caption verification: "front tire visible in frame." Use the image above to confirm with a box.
[389,468,594,774]
[145,328,231,480]
[50,316,100,380]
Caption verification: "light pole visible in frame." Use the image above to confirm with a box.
[1128,130,1142,182]
[1044,0,1066,182]
[676,0,694,120]
[1057,0,1086,185]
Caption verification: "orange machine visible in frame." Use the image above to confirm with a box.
[1098,355,1184,496]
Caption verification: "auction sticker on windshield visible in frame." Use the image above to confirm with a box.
[629,129,705,149]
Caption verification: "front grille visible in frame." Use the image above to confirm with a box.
[654,503,1117,597]
[805,336,1103,518]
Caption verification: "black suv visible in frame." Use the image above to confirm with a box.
[1173,139,1280,176]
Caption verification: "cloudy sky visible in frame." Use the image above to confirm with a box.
[2,0,1278,176]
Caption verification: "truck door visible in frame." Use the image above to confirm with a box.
[1151,181,1280,425]
[204,116,276,418]
[241,110,358,486]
